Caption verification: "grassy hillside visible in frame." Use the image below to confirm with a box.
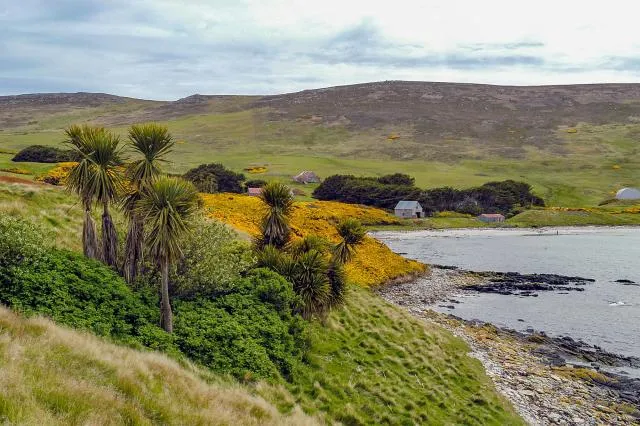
[291,286,523,425]
[0,180,524,424]
[2,82,640,207]
[0,306,315,425]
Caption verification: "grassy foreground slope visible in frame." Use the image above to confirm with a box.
[0,307,315,425]
[292,287,523,425]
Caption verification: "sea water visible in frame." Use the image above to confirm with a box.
[374,227,640,358]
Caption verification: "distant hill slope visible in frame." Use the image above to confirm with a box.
[2,81,640,206]
[0,306,315,425]
[253,81,640,157]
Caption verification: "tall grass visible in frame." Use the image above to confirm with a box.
[0,306,318,425]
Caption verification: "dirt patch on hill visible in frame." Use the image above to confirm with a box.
[0,176,41,185]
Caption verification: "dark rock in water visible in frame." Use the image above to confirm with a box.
[438,304,455,309]
[615,279,638,286]
[466,271,594,296]
[432,264,459,270]
[517,319,525,322]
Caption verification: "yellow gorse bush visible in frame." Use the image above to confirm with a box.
[201,193,426,287]
[36,162,78,185]
[244,166,268,174]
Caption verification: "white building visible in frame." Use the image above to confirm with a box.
[394,201,424,218]
[615,187,640,200]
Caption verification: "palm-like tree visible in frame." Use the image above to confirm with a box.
[333,218,366,264]
[257,182,294,249]
[64,125,105,260]
[122,124,175,283]
[290,250,330,319]
[136,176,200,333]
[82,130,125,267]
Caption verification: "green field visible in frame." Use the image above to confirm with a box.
[2,107,640,208]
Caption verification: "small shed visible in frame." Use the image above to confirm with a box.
[615,187,640,200]
[247,187,263,196]
[293,171,321,184]
[394,201,424,219]
[478,213,505,223]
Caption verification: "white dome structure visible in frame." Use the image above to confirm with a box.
[615,187,640,200]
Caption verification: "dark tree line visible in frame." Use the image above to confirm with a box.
[312,174,544,216]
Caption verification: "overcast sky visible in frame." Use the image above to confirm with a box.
[2,0,640,99]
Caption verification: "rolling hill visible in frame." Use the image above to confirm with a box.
[2,81,640,206]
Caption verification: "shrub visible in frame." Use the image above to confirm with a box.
[245,179,267,189]
[377,173,415,186]
[313,175,421,209]
[35,162,77,185]
[0,247,171,348]
[0,215,48,266]
[0,216,308,380]
[172,218,255,297]
[173,269,307,380]
[313,175,544,215]
[12,145,77,163]
[184,163,245,193]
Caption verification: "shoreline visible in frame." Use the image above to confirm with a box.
[378,267,640,425]
[371,224,640,235]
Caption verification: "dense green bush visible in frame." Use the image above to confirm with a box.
[0,248,172,349]
[183,163,246,193]
[312,175,422,210]
[172,218,255,297]
[12,145,77,163]
[313,175,544,215]
[0,215,47,266]
[173,269,307,380]
[245,179,267,189]
[0,214,306,381]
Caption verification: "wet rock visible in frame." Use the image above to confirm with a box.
[615,279,638,286]
[467,271,594,295]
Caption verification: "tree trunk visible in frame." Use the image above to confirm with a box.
[101,202,118,267]
[82,201,99,260]
[160,259,173,333]
[123,214,144,283]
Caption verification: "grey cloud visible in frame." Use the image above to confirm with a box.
[0,2,638,99]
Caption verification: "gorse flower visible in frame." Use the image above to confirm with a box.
[202,193,425,287]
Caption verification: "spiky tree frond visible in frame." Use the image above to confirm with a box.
[126,123,174,190]
[63,125,107,260]
[333,218,366,264]
[288,235,329,258]
[290,250,331,320]
[122,123,175,282]
[137,177,200,264]
[327,259,347,309]
[257,182,294,249]
[85,131,125,206]
[137,176,200,332]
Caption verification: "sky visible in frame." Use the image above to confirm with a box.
[2,0,640,100]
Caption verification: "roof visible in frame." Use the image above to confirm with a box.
[394,200,422,210]
[478,213,505,218]
[293,171,321,182]
[616,187,640,195]
[247,187,263,195]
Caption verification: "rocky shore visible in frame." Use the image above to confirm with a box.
[378,267,640,425]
